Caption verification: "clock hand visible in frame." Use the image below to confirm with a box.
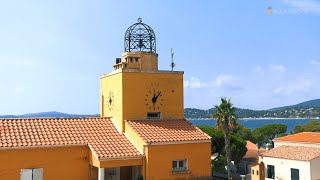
[152,93,156,103]
[155,92,161,100]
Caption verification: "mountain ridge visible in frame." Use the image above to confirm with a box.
[0,111,99,118]
[185,99,320,119]
[1,99,320,119]
[269,99,320,111]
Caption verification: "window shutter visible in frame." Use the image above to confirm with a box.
[33,168,43,180]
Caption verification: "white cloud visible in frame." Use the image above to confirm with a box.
[273,87,284,93]
[269,64,286,73]
[311,59,320,65]
[273,78,314,95]
[281,0,320,14]
[215,74,238,87]
[15,87,25,94]
[184,77,205,88]
[253,65,265,76]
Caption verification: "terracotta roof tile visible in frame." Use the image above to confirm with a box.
[246,141,258,150]
[126,119,211,143]
[274,132,320,143]
[0,117,141,159]
[262,145,320,161]
[243,141,266,160]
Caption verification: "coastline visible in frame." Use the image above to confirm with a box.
[186,117,318,121]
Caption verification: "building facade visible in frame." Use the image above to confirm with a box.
[0,19,212,180]
[253,132,320,180]
[239,141,265,177]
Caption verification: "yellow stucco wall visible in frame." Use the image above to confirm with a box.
[100,72,123,130]
[124,121,146,153]
[122,71,184,120]
[99,158,143,168]
[122,52,158,71]
[251,162,265,180]
[101,70,184,132]
[0,146,90,180]
[145,142,211,180]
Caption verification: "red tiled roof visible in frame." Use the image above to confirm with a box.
[262,145,320,161]
[125,119,211,143]
[246,141,258,150]
[243,141,265,160]
[274,132,320,143]
[0,117,141,159]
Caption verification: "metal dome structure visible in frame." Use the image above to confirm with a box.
[124,18,156,53]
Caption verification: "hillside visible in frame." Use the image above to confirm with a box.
[185,99,320,119]
[270,99,320,111]
[1,99,320,119]
[0,111,98,118]
[185,107,320,119]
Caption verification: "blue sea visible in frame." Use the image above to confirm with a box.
[189,119,318,133]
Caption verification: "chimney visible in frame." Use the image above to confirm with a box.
[266,143,272,150]
[116,58,121,64]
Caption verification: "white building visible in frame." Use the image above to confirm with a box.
[274,132,320,148]
[258,132,320,180]
[261,145,320,180]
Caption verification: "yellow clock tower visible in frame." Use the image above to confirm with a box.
[100,19,184,132]
[99,18,211,179]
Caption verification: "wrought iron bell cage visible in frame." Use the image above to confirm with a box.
[124,18,156,53]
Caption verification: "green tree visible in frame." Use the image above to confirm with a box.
[252,124,287,146]
[230,134,247,163]
[293,120,320,133]
[212,98,238,180]
[198,126,225,155]
[198,126,247,173]
[232,124,254,142]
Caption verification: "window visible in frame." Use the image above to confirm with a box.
[20,168,43,180]
[257,170,259,175]
[267,165,275,179]
[172,160,188,173]
[252,170,254,175]
[291,168,299,180]
[147,112,160,119]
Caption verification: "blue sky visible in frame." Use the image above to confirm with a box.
[0,0,320,115]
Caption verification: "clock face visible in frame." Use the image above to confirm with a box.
[107,91,114,111]
[145,86,164,111]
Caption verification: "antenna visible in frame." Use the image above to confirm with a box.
[170,48,175,71]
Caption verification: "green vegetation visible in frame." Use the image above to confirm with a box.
[232,124,254,142]
[199,116,320,177]
[293,120,320,133]
[212,98,238,180]
[198,126,247,174]
[252,124,287,147]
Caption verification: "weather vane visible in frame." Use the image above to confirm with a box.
[170,48,175,71]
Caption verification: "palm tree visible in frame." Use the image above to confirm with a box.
[213,97,238,180]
